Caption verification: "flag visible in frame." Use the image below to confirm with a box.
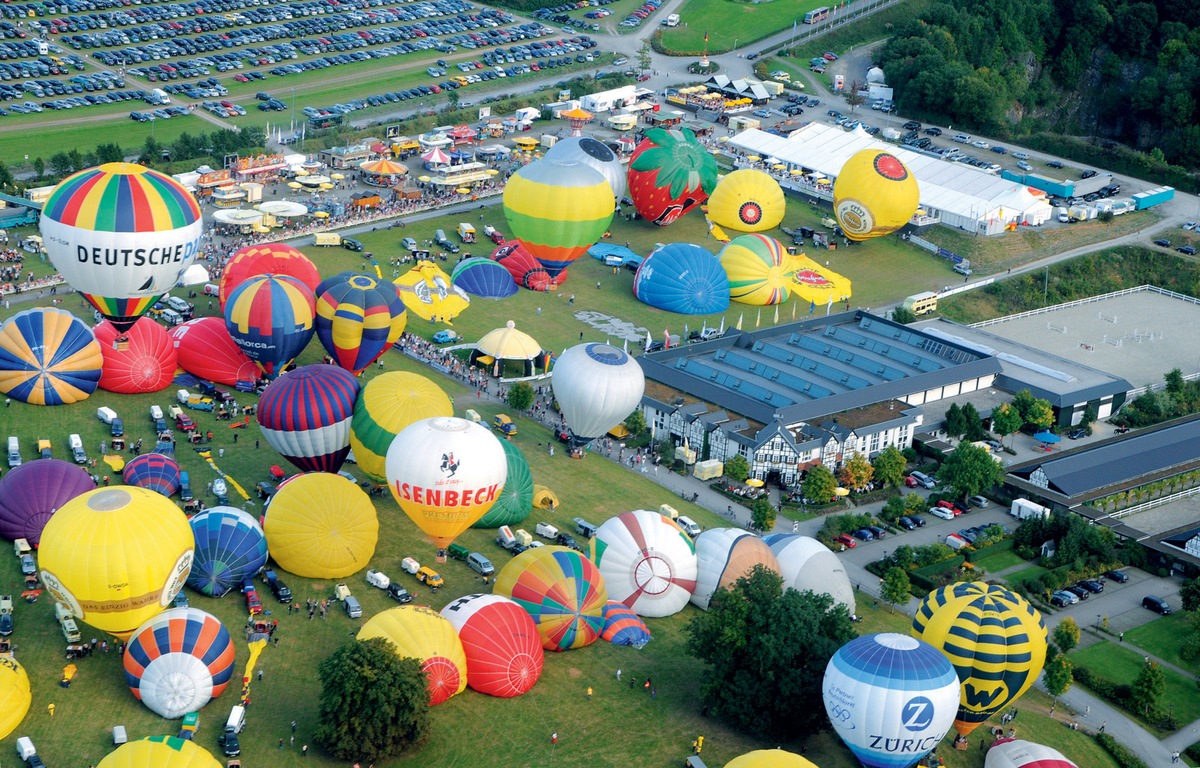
[719,316,725,334]
[792,302,797,320]
[704,31,708,43]
[645,329,652,351]
[623,337,628,353]
[755,309,761,328]
[736,313,743,330]
[773,305,779,324]
[809,299,816,315]
[826,293,834,316]
[663,328,671,349]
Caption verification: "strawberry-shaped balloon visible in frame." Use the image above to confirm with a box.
[626,127,719,227]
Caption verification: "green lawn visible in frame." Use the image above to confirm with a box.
[659,0,827,53]
[1123,613,1200,678]
[1071,641,1200,731]
[1005,564,1050,587]
[970,548,1027,575]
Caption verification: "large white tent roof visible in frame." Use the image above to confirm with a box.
[729,124,1033,221]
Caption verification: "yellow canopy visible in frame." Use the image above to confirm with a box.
[360,158,408,176]
[532,485,559,510]
[475,320,542,360]
[394,260,471,322]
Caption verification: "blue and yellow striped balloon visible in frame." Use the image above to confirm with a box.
[0,308,102,405]
[223,274,316,380]
[315,272,407,375]
[911,581,1047,736]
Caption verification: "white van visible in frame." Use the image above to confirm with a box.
[676,516,702,537]
[150,405,164,421]
[534,522,559,540]
[7,436,19,468]
[166,296,193,316]
[68,434,86,464]
[225,705,246,734]
[160,309,184,327]
[96,406,118,424]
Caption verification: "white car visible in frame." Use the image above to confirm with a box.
[929,506,955,520]
[1017,160,1033,171]
[1184,222,1197,231]
[971,140,990,149]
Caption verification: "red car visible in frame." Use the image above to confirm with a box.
[834,534,857,549]
[936,500,965,517]
[245,586,263,614]
[904,475,920,487]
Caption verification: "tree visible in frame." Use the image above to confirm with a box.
[961,403,986,442]
[944,403,966,439]
[446,88,460,111]
[1180,576,1200,612]
[0,160,12,189]
[48,152,73,178]
[723,454,750,483]
[801,465,837,504]
[891,306,917,325]
[1012,389,1038,424]
[1130,660,1165,717]
[1026,399,1055,431]
[506,381,534,411]
[992,403,1022,447]
[880,567,911,611]
[872,445,907,487]
[843,80,866,111]
[314,638,431,763]
[625,408,647,437]
[637,39,652,74]
[839,452,873,492]
[1042,652,1074,704]
[31,157,44,178]
[685,566,856,739]
[939,443,1005,501]
[750,498,776,533]
[1053,617,1080,654]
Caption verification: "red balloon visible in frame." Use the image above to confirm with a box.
[93,317,177,394]
[491,241,553,292]
[440,594,544,698]
[168,317,259,386]
[219,243,321,310]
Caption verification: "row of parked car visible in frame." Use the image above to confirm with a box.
[616,0,661,28]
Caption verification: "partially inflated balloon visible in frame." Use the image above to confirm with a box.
[590,510,697,618]
[124,608,236,718]
[543,135,627,203]
[168,317,259,387]
[985,739,1080,768]
[451,257,518,299]
[491,240,552,292]
[386,417,507,551]
[39,487,194,639]
[494,546,607,652]
[600,600,651,646]
[187,507,269,597]
[358,606,468,705]
[41,163,203,332]
[551,343,645,445]
[257,365,360,474]
[350,372,453,483]
[94,317,177,394]
[719,234,795,305]
[0,657,31,741]
[219,243,321,311]
[912,582,1048,736]
[123,452,182,497]
[764,534,855,615]
[833,150,920,241]
[263,473,377,578]
[0,308,102,405]
[626,127,718,226]
[503,158,613,278]
[0,459,95,545]
[394,260,470,323]
[633,243,730,315]
[726,750,821,768]
[707,169,786,232]
[315,272,407,375]
[441,594,544,698]
[223,274,316,379]
[98,736,222,768]
[473,439,533,528]
[691,528,779,610]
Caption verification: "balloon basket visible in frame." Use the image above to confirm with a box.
[435,549,448,564]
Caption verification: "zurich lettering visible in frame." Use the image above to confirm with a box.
[866,735,940,753]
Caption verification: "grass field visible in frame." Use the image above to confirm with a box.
[1123,613,1200,678]
[1005,565,1050,588]
[1072,640,1200,732]
[659,0,825,53]
[970,548,1026,575]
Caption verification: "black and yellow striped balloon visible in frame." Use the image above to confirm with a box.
[911,581,1047,736]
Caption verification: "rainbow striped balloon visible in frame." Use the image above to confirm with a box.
[911,581,1048,736]
[719,234,796,306]
[494,545,607,652]
[502,158,614,279]
[223,274,316,379]
[41,163,203,332]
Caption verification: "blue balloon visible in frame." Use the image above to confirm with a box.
[632,243,730,315]
[187,507,269,597]
[451,257,518,299]
[600,600,651,646]
[122,453,182,497]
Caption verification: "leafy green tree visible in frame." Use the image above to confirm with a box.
[939,443,1005,501]
[0,160,12,189]
[880,495,907,524]
[891,306,917,325]
[637,39,652,74]
[1130,660,1165,717]
[625,409,647,436]
[1026,399,1055,431]
[31,157,44,178]
[961,403,986,441]
[506,381,534,411]
[872,446,907,488]
[1053,617,1080,654]
[685,566,856,739]
[66,149,84,174]
[48,152,72,177]
[904,492,928,516]
[843,80,866,112]
[1012,389,1038,424]
[880,567,911,611]
[944,403,965,439]
[801,465,837,504]
[751,498,776,533]
[839,452,873,492]
[723,454,750,483]
[314,638,431,763]
[992,403,1022,447]
[1042,652,1074,704]
[1180,576,1200,612]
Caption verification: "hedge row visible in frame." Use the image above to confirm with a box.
[1094,733,1149,768]
[965,538,1015,563]
[909,556,966,592]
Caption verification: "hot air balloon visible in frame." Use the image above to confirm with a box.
[726,750,821,768]
[473,439,533,528]
[491,240,552,292]
[263,472,377,578]
[788,256,853,306]
[627,127,719,226]
[0,459,95,545]
[823,633,960,768]
[167,318,260,387]
[985,739,1080,768]
[441,593,544,698]
[589,510,697,618]
[0,657,31,741]
[314,272,408,375]
[0,308,102,405]
[187,507,269,597]
[98,736,222,768]
[357,606,468,705]
[123,607,236,718]
[911,581,1048,737]
[551,343,645,446]
[833,149,920,241]
[223,274,316,379]
[707,169,787,232]
[494,546,607,652]
[123,452,182,497]
[543,135,627,203]
[394,260,471,323]
[218,243,321,310]
[350,372,453,484]
[39,487,194,639]
[691,528,780,610]
[503,158,614,278]
[763,534,855,615]
[41,163,203,332]
[257,365,360,474]
[93,316,177,394]
[719,234,796,305]
[451,257,518,299]
[633,243,730,315]
[386,417,507,554]
[600,600,652,646]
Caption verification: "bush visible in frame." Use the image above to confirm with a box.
[1095,733,1149,768]
[1185,742,1200,765]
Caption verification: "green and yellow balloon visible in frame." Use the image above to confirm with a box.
[911,581,1048,736]
[719,234,795,305]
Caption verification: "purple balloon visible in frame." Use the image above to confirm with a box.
[0,459,96,545]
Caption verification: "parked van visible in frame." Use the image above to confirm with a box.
[110,417,124,437]
[314,232,342,247]
[96,406,118,424]
[573,517,597,538]
[952,133,972,144]
[68,434,86,464]
[160,309,184,327]
[1142,595,1171,615]
[496,525,517,550]
[225,706,246,734]
[467,552,494,576]
[534,522,559,540]
[16,737,38,763]
[909,471,936,489]
[7,436,19,468]
[659,503,679,520]
[165,296,193,317]
[676,516,702,537]
[179,471,193,502]
[60,616,81,642]
[343,595,363,618]
[150,405,164,421]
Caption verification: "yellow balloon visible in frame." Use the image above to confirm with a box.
[0,657,31,740]
[719,234,795,305]
[357,606,468,705]
[726,749,821,768]
[911,581,1048,736]
[706,169,786,232]
[264,473,378,578]
[39,487,193,639]
[833,149,920,241]
[394,260,471,323]
[98,736,222,768]
[350,372,454,484]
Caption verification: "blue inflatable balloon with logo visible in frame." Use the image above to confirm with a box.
[823,633,960,768]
